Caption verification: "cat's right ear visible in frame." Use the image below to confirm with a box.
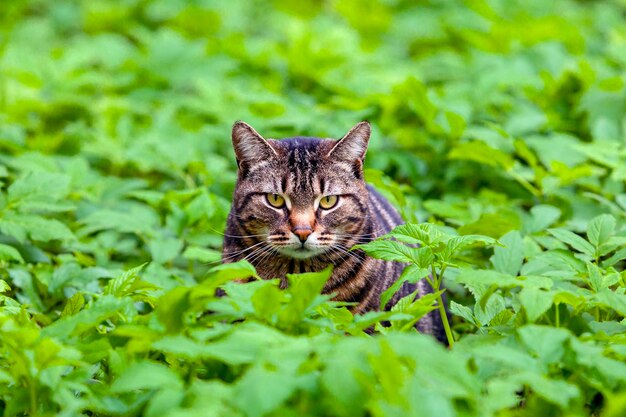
[231,121,278,169]
[327,121,371,163]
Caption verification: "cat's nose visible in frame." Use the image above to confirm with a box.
[293,226,312,243]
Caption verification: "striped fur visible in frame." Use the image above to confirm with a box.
[223,121,446,343]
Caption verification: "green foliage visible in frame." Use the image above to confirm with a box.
[1,0,626,416]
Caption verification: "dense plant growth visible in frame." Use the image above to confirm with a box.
[0,0,625,416]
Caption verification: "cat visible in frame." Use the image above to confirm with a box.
[222,121,446,343]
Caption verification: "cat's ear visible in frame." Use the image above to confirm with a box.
[232,121,278,167]
[327,121,371,163]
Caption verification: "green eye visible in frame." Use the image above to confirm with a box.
[319,195,338,209]
[266,193,286,208]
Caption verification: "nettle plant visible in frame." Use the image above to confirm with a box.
[356,223,497,346]
[360,212,626,346]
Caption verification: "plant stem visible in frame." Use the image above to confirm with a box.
[30,377,38,416]
[431,265,454,347]
[437,292,454,347]
[555,303,560,328]
[508,170,541,197]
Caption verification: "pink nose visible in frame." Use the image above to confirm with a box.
[293,226,312,242]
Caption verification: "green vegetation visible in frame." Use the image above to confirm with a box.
[1,0,626,416]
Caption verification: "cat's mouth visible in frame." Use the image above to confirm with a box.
[267,233,330,260]
[277,244,326,260]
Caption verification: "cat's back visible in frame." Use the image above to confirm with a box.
[366,185,403,235]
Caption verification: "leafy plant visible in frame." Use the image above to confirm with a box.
[1,0,626,416]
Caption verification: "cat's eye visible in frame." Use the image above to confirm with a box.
[266,193,286,208]
[319,195,338,209]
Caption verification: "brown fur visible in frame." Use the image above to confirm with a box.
[222,121,446,342]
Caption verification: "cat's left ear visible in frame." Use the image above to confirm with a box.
[327,121,371,163]
[231,121,278,168]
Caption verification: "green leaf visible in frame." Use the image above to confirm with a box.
[185,191,216,223]
[453,269,553,290]
[111,361,182,392]
[448,141,514,169]
[586,262,604,292]
[525,205,561,234]
[61,292,85,317]
[599,236,626,257]
[280,266,334,325]
[182,246,221,263]
[252,282,285,322]
[104,263,150,297]
[459,211,522,238]
[355,239,418,264]
[145,387,185,417]
[42,295,133,339]
[547,229,595,257]
[388,223,446,245]
[9,268,44,311]
[490,231,524,276]
[593,290,626,316]
[0,243,24,263]
[79,207,158,235]
[449,301,476,326]
[603,246,626,267]
[0,218,27,242]
[0,214,74,242]
[153,323,292,366]
[235,362,303,417]
[518,288,554,322]
[586,214,615,248]
[197,260,259,296]
[380,264,430,308]
[320,338,370,415]
[442,234,497,262]
[515,372,579,408]
[474,293,506,326]
[518,325,570,365]
[156,287,191,333]
[8,171,70,203]
[413,246,434,269]
[521,249,586,276]
[388,290,440,331]
[148,238,184,264]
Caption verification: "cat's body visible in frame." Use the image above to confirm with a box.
[222,121,446,342]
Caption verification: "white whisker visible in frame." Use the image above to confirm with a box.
[212,240,267,265]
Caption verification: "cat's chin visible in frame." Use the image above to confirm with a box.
[278,246,326,260]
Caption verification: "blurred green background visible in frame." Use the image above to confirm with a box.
[1,0,626,286]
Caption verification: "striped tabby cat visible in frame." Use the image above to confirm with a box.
[223,121,446,342]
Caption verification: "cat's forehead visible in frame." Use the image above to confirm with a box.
[242,136,358,196]
[274,137,341,194]
[273,136,334,157]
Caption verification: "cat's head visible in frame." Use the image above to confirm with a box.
[229,121,372,260]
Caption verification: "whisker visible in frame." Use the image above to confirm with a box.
[211,241,267,265]
[333,244,367,263]
[204,222,270,239]
[250,246,278,267]
[268,236,290,242]
[234,246,268,266]
[326,236,370,248]
[326,246,349,264]
[334,226,388,236]
[245,245,276,265]
[219,231,269,239]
